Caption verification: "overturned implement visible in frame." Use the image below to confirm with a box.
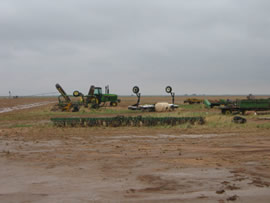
[51,116,205,127]
[128,86,178,111]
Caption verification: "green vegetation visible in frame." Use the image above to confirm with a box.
[1,102,269,132]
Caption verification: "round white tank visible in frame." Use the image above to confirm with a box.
[155,102,171,112]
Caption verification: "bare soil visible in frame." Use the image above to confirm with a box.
[0,97,270,202]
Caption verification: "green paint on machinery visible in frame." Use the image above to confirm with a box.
[204,99,232,108]
[51,116,205,127]
[91,86,120,107]
[52,84,120,112]
[220,98,270,115]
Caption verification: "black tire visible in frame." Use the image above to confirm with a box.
[73,90,80,97]
[233,116,247,124]
[165,86,172,93]
[133,86,140,94]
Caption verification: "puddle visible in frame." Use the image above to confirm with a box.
[100,133,236,140]
[0,102,55,114]
[170,133,236,139]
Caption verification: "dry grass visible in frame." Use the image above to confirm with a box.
[0,96,270,132]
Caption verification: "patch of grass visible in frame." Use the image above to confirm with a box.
[256,123,270,129]
[178,104,204,110]
[9,124,33,128]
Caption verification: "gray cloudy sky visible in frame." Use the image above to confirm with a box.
[0,0,270,96]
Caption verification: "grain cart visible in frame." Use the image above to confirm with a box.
[220,98,270,115]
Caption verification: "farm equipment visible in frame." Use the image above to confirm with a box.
[52,83,81,112]
[52,83,120,112]
[220,98,270,115]
[204,99,233,108]
[184,98,203,104]
[128,86,178,111]
[91,86,120,107]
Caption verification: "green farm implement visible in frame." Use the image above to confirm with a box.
[52,83,120,112]
[204,99,233,108]
[220,98,270,115]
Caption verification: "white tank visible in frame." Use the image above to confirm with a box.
[155,102,171,112]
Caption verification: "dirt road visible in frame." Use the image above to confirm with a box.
[0,127,269,202]
[0,101,55,114]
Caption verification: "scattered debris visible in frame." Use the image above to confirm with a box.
[226,195,238,201]
[232,116,247,124]
[216,189,225,194]
[184,98,203,104]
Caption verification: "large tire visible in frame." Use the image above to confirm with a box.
[73,90,80,97]
[90,98,99,109]
[165,86,172,93]
[132,86,140,94]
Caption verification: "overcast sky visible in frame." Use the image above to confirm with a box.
[0,0,270,96]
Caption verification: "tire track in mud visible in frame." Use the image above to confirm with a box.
[0,101,55,114]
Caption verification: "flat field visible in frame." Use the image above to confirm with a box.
[0,96,270,202]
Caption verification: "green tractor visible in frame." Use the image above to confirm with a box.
[86,85,120,107]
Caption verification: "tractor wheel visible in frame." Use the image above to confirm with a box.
[90,98,99,109]
[132,86,140,94]
[110,102,118,107]
[165,86,172,93]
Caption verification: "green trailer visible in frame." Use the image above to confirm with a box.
[220,98,270,115]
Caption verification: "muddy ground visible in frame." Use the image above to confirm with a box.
[0,97,270,202]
